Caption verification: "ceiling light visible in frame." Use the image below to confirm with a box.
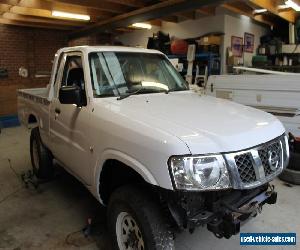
[278,4,290,10]
[285,0,300,11]
[253,9,267,14]
[131,22,152,29]
[52,10,90,21]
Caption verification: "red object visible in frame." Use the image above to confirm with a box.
[171,40,188,55]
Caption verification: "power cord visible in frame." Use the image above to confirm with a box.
[0,188,23,205]
[65,229,83,247]
[0,158,24,205]
[65,217,95,247]
[7,158,20,181]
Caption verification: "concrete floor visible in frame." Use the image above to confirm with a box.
[0,126,299,250]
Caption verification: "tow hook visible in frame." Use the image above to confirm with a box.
[252,201,262,214]
[207,215,241,239]
[266,185,277,204]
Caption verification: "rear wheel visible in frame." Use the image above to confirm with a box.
[108,185,174,250]
[30,127,53,179]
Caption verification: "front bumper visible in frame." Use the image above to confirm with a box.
[206,185,277,238]
[160,184,277,239]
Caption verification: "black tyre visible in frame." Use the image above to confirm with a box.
[107,185,174,250]
[30,127,53,179]
[279,168,300,185]
[287,152,300,171]
[279,152,300,185]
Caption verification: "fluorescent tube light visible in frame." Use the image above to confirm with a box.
[278,4,290,10]
[52,11,90,21]
[253,9,267,14]
[131,22,152,29]
[285,0,300,11]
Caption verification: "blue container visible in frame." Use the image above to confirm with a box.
[0,115,20,128]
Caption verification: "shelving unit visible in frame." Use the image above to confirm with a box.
[255,44,300,73]
[167,52,221,76]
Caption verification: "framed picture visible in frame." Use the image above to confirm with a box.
[244,32,254,53]
[231,36,243,57]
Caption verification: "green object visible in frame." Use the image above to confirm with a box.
[252,55,268,67]
[252,55,268,62]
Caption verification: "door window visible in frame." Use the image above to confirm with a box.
[60,55,87,105]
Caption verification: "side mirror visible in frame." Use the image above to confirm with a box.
[59,85,82,107]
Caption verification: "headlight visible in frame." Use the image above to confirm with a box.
[168,155,231,191]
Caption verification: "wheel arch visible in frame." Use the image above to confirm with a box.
[27,113,39,128]
[96,150,158,205]
[28,114,38,124]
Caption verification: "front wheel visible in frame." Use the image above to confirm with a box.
[108,185,174,250]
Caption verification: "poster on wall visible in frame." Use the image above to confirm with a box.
[231,36,243,57]
[244,32,255,53]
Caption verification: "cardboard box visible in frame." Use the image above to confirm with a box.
[198,36,221,45]
[227,55,241,66]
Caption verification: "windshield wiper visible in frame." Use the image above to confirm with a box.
[117,88,168,100]
[117,88,143,100]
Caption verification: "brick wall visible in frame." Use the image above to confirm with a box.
[0,25,114,116]
[0,25,67,116]
[68,33,113,46]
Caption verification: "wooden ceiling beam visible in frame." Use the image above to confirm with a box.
[0,0,18,5]
[196,6,216,16]
[70,0,223,39]
[254,13,278,26]
[2,12,86,26]
[105,0,144,8]
[175,10,195,20]
[0,0,114,19]
[222,2,275,27]
[248,0,297,23]
[0,17,74,29]
[8,6,102,22]
[115,27,135,32]
[9,5,63,19]
[159,0,195,20]
[148,19,162,26]
[46,0,131,14]
[161,16,178,23]
[0,3,11,12]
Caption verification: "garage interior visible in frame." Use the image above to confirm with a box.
[0,0,300,249]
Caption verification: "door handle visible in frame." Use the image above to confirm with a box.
[55,108,61,114]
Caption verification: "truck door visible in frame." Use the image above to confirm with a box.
[49,52,92,185]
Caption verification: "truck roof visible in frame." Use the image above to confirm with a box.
[57,46,164,55]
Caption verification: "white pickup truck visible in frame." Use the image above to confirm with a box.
[18,46,289,250]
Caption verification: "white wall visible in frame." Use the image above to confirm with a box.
[223,14,269,68]
[161,15,225,39]
[116,26,160,48]
[118,15,225,48]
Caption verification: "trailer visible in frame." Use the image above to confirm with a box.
[206,71,300,139]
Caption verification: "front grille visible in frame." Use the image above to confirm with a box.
[235,153,256,183]
[227,136,286,188]
[258,142,282,176]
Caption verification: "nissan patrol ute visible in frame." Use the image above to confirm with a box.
[18,46,289,250]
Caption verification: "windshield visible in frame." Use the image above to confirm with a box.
[89,52,188,98]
